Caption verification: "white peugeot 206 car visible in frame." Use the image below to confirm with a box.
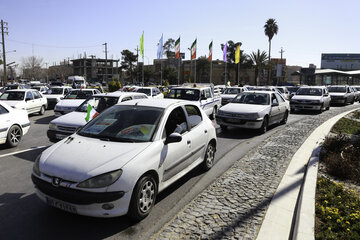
[32,99,217,220]
[216,91,290,133]
[0,101,30,147]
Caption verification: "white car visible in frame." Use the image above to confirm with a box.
[275,86,291,100]
[216,91,290,133]
[0,89,48,115]
[43,86,72,109]
[290,86,331,112]
[136,87,164,99]
[328,85,355,105]
[54,89,101,116]
[0,101,30,147]
[31,85,49,94]
[47,92,148,142]
[221,87,247,105]
[32,99,217,220]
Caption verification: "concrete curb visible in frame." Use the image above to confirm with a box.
[256,108,360,240]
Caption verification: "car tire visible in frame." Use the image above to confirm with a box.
[326,103,330,110]
[259,116,268,134]
[201,142,216,171]
[6,125,22,148]
[210,107,217,120]
[128,174,157,221]
[220,125,227,131]
[318,103,324,113]
[351,98,355,104]
[39,106,45,115]
[280,111,288,125]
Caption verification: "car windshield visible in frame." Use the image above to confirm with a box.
[232,92,270,105]
[355,87,360,91]
[137,88,151,96]
[48,88,64,95]
[65,90,93,99]
[76,96,120,113]
[223,88,241,94]
[78,105,164,142]
[166,89,200,101]
[287,87,299,92]
[296,88,322,96]
[328,86,346,93]
[0,91,25,100]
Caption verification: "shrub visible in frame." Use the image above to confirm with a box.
[321,135,360,184]
[316,177,360,239]
[331,117,360,135]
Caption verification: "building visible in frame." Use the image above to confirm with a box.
[72,57,119,83]
[321,53,360,70]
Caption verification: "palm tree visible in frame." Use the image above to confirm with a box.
[264,18,279,85]
[250,50,268,86]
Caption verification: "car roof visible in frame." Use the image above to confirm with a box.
[116,98,190,109]
[4,89,36,92]
[92,91,147,98]
[244,90,274,95]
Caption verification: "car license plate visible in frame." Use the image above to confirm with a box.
[55,134,67,140]
[46,197,77,214]
[227,118,241,123]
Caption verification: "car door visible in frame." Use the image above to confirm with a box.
[323,88,330,107]
[161,106,192,182]
[24,91,36,114]
[274,92,287,115]
[32,90,43,112]
[0,103,11,143]
[200,88,213,116]
[269,93,281,124]
[184,105,208,163]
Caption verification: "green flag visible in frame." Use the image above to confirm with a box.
[140,32,144,58]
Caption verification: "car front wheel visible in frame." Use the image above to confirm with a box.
[6,125,22,148]
[259,116,268,134]
[128,174,157,221]
[280,111,288,124]
[39,106,45,115]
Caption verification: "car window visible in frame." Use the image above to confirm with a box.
[205,89,212,98]
[26,91,34,100]
[77,96,120,113]
[185,105,202,129]
[275,93,285,103]
[121,97,132,102]
[0,104,9,114]
[33,91,41,99]
[271,94,278,105]
[164,107,188,137]
[0,91,25,100]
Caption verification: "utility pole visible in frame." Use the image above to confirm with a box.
[279,47,285,84]
[1,20,9,87]
[103,43,108,84]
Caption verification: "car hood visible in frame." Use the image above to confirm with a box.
[220,103,268,113]
[0,100,24,108]
[292,95,322,101]
[329,92,347,96]
[51,111,87,127]
[221,94,237,99]
[43,94,62,99]
[40,134,152,182]
[56,99,85,108]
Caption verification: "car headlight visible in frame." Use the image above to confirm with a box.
[49,123,56,130]
[33,154,41,176]
[77,169,123,188]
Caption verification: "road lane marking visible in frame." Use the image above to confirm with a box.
[0,146,48,158]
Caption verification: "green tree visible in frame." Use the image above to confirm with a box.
[196,56,210,83]
[120,49,137,81]
[163,67,177,85]
[163,38,175,59]
[264,18,279,84]
[108,78,117,92]
[249,50,268,86]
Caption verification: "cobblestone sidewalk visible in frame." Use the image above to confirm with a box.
[152,104,360,240]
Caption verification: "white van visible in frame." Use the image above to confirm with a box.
[67,76,87,89]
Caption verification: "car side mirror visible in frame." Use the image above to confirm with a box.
[165,132,182,145]
[272,102,279,107]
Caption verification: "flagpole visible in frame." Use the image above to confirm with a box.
[225,61,227,85]
[177,35,180,85]
[237,63,240,86]
[194,59,197,84]
[194,38,197,83]
[160,60,163,85]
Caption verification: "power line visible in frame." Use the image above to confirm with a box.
[6,38,102,49]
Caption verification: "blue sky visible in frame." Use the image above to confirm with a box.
[1,0,359,69]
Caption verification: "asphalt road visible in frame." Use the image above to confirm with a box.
[0,107,336,240]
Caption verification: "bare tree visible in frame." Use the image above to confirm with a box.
[21,56,44,80]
